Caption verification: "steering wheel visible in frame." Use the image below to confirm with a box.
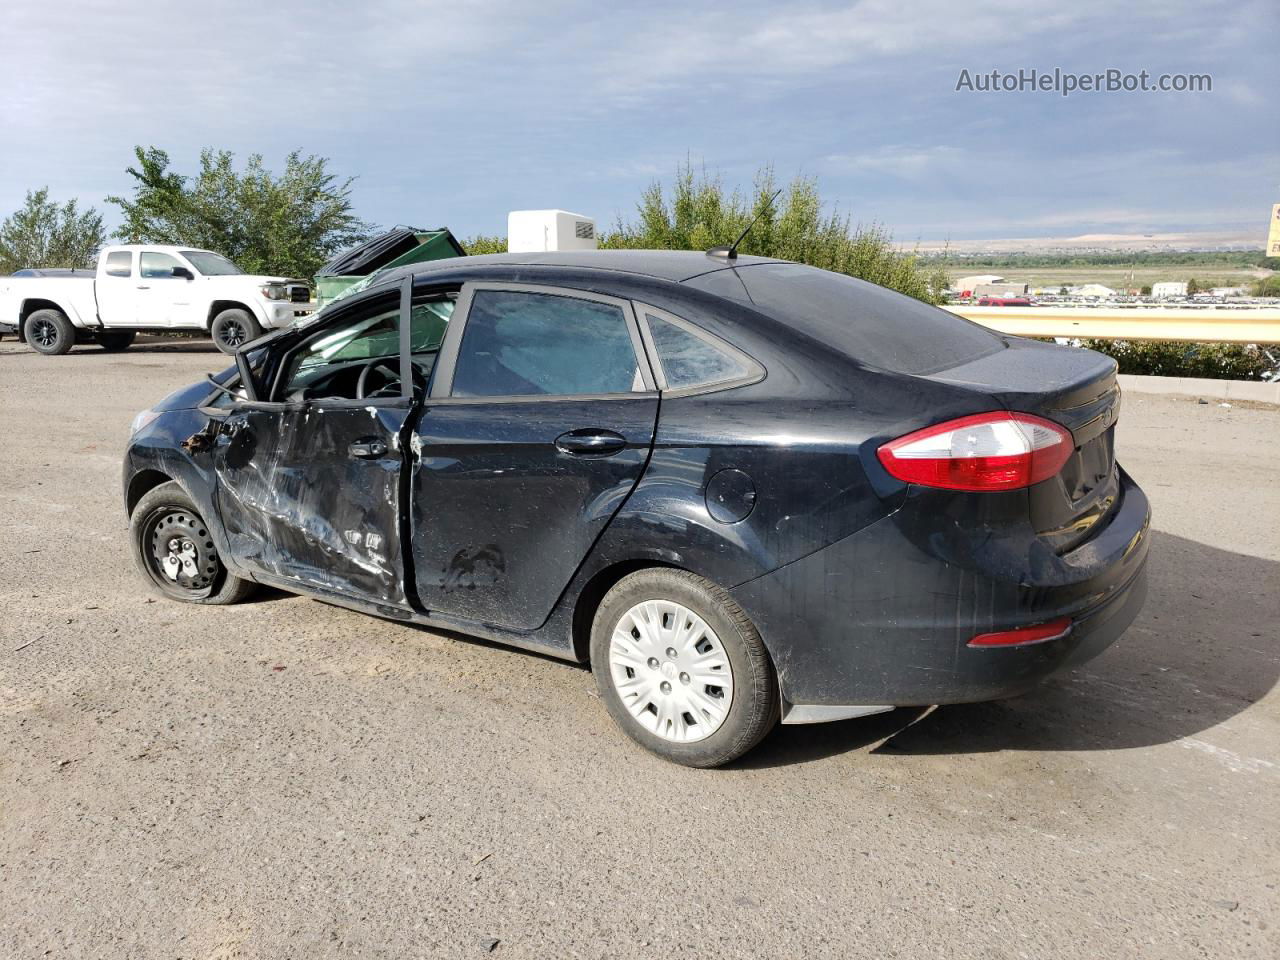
[356,356,427,400]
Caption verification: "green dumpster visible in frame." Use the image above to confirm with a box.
[315,227,466,309]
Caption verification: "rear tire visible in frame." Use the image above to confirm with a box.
[210,309,262,355]
[23,309,75,355]
[97,330,136,352]
[590,568,779,767]
[130,481,256,605]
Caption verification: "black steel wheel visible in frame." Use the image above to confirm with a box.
[129,481,256,605]
[143,508,220,599]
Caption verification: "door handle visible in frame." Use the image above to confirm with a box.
[555,429,627,457]
[136,285,151,290]
[348,438,388,459]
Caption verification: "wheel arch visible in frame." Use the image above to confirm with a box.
[126,468,177,516]
[20,298,79,326]
[207,299,264,330]
[569,558,693,662]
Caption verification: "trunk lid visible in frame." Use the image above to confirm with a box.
[926,338,1121,553]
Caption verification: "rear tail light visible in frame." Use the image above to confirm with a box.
[968,617,1072,648]
[877,412,1073,491]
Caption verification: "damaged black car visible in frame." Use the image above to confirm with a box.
[123,251,1150,767]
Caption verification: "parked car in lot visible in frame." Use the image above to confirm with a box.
[123,250,1150,766]
[0,245,313,355]
[977,296,1033,306]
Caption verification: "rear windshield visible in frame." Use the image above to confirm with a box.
[693,263,1003,375]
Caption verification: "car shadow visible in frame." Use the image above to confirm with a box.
[736,530,1278,768]
[239,585,296,604]
[106,336,223,354]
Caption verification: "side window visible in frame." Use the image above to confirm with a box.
[140,252,183,279]
[410,298,453,355]
[645,313,757,392]
[450,290,641,398]
[104,251,132,278]
[279,296,402,401]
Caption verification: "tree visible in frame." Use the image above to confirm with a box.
[1140,284,1153,295]
[463,234,508,255]
[1059,285,1070,296]
[600,162,943,303]
[0,188,106,274]
[1186,277,1202,295]
[1252,275,1280,297]
[108,147,374,278]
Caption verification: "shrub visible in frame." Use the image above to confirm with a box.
[1252,275,1280,297]
[460,162,946,304]
[1081,339,1278,380]
[462,234,507,255]
[604,162,944,303]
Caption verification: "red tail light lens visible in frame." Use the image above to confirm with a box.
[877,412,1073,491]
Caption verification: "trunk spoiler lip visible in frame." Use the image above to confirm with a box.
[925,338,1117,412]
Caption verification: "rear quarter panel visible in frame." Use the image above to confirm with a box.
[2,276,98,327]
[578,366,998,591]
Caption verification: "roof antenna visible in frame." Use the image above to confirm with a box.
[707,189,783,260]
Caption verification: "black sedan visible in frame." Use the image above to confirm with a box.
[123,251,1150,767]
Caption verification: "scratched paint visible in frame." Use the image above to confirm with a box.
[213,403,411,606]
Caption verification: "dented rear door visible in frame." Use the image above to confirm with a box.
[409,282,659,631]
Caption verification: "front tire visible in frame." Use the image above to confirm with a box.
[210,308,262,355]
[130,481,256,605]
[24,309,75,355]
[97,330,136,352]
[590,568,779,767]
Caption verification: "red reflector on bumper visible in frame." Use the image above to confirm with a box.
[968,617,1072,648]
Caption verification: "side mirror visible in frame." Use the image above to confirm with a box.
[172,266,194,280]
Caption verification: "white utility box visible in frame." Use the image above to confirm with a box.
[507,210,597,253]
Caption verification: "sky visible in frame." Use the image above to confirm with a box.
[2,0,1277,247]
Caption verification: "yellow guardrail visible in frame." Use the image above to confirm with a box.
[946,306,1280,344]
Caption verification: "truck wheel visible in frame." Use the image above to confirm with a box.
[211,309,262,354]
[130,481,257,605]
[24,309,76,356]
[97,330,136,352]
[590,568,780,768]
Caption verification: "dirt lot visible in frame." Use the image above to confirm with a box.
[1,337,1277,959]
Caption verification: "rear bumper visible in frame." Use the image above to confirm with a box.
[731,467,1151,711]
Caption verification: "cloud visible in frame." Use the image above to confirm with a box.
[0,0,1271,241]
[590,0,1212,97]
[821,146,965,179]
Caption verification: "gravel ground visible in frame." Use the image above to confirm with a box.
[1,337,1277,959]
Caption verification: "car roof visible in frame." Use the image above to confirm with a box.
[106,244,216,255]
[400,249,786,283]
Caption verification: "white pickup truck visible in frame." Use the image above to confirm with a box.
[0,244,314,355]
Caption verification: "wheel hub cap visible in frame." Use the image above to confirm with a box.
[608,599,734,743]
[149,511,218,591]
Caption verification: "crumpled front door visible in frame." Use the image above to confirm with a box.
[213,400,411,607]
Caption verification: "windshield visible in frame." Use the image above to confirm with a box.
[180,250,245,276]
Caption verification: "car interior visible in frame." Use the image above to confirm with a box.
[276,296,455,403]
